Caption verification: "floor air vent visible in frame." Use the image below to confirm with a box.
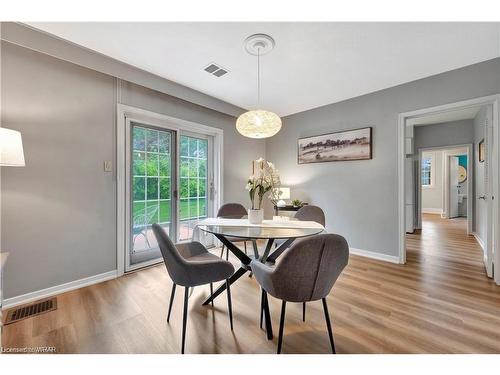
[4,298,57,325]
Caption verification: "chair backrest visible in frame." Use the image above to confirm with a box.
[271,233,349,302]
[295,205,325,226]
[217,203,247,218]
[152,223,190,285]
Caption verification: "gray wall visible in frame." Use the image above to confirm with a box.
[266,58,500,257]
[1,41,265,299]
[414,120,474,151]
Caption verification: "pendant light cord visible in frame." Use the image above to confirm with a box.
[257,47,261,107]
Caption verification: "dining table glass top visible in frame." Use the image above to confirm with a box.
[196,218,324,240]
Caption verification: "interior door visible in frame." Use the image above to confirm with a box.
[126,120,176,271]
[449,156,459,218]
[483,105,494,277]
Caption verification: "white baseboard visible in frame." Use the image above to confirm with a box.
[349,247,400,264]
[3,270,118,309]
[472,232,485,250]
[422,208,443,214]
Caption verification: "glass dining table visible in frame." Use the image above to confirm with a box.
[195,219,324,340]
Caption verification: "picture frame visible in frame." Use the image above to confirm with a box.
[297,127,372,164]
[479,139,485,163]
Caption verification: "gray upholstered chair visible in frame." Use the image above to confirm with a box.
[295,205,326,226]
[217,203,253,260]
[275,205,326,321]
[250,233,349,354]
[152,223,235,354]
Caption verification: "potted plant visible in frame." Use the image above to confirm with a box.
[246,157,280,224]
[292,199,303,208]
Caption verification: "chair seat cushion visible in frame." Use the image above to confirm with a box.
[184,252,235,286]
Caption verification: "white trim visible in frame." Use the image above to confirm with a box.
[422,208,443,214]
[3,270,118,309]
[349,247,401,264]
[473,232,485,251]
[398,95,500,279]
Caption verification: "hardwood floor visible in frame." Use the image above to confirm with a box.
[2,214,500,353]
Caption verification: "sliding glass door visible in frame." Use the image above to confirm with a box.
[125,120,214,271]
[128,123,175,268]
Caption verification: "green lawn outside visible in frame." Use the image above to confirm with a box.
[133,198,206,225]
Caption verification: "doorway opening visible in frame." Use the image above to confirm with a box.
[398,95,500,284]
[417,145,473,235]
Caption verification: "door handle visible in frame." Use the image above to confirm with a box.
[478,195,487,200]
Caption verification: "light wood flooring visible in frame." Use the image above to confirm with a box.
[2,214,500,353]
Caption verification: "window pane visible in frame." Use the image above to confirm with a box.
[198,159,206,178]
[146,201,159,224]
[199,198,206,217]
[147,177,158,200]
[198,140,207,159]
[189,179,198,198]
[146,129,159,152]
[159,200,171,223]
[189,138,198,157]
[159,154,170,176]
[146,153,158,176]
[189,198,198,217]
[180,199,189,220]
[189,159,198,178]
[180,178,189,199]
[133,177,145,201]
[180,136,189,156]
[180,158,189,178]
[133,127,146,151]
[159,177,170,199]
[133,151,146,176]
[159,132,170,154]
[198,179,206,197]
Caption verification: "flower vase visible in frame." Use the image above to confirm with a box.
[248,208,264,224]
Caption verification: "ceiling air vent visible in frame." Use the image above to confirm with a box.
[204,63,229,77]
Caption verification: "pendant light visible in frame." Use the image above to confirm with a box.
[236,34,282,139]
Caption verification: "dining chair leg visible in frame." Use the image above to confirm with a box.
[259,289,264,328]
[302,302,306,322]
[209,282,214,307]
[226,279,233,331]
[244,241,247,255]
[262,290,273,339]
[322,298,336,354]
[277,300,287,354]
[181,287,189,354]
[167,283,176,322]
[220,244,225,258]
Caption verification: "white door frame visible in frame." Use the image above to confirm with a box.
[116,104,224,276]
[416,144,473,234]
[398,95,500,285]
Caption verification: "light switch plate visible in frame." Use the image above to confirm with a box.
[104,161,113,172]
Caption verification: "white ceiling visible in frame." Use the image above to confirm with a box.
[408,106,482,127]
[27,22,500,116]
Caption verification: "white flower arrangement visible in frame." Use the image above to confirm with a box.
[246,157,281,210]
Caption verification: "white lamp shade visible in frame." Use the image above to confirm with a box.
[0,128,25,166]
[236,109,282,139]
[278,187,290,200]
